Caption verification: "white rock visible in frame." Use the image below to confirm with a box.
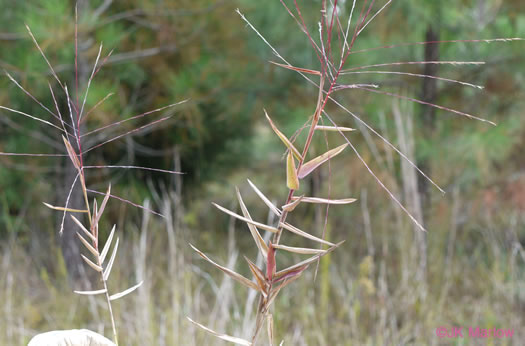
[28,329,115,346]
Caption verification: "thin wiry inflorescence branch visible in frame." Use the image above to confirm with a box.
[86,188,166,218]
[341,60,486,72]
[78,44,104,122]
[81,92,114,124]
[83,165,183,175]
[83,115,173,154]
[81,99,188,137]
[348,37,525,55]
[343,70,484,89]
[357,87,496,125]
[356,0,393,37]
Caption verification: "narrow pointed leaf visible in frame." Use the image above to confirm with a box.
[272,243,326,255]
[272,269,306,294]
[70,215,96,243]
[103,237,119,281]
[286,151,299,190]
[94,184,111,225]
[244,256,266,282]
[267,273,304,308]
[269,61,321,75]
[279,222,335,246]
[43,202,88,213]
[236,188,268,259]
[190,244,259,291]
[62,135,81,170]
[213,203,279,233]
[282,195,304,212]
[247,179,281,216]
[76,232,98,258]
[274,241,345,280]
[315,125,355,132]
[100,225,116,264]
[291,197,357,205]
[187,317,252,346]
[264,110,302,160]
[74,289,107,296]
[272,264,309,284]
[109,281,143,301]
[244,256,268,294]
[81,254,102,272]
[298,144,348,179]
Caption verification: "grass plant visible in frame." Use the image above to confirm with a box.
[187,1,523,345]
[1,5,184,345]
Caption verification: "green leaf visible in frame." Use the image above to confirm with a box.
[286,151,300,190]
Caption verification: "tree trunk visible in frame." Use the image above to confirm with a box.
[418,27,440,212]
[414,26,440,289]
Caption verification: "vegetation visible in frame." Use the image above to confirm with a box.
[1,0,524,345]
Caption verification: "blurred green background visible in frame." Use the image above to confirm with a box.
[0,0,524,345]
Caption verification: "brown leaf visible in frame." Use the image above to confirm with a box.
[190,244,259,291]
[244,256,268,294]
[282,195,304,212]
[62,135,81,170]
[264,110,302,160]
[269,61,321,75]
